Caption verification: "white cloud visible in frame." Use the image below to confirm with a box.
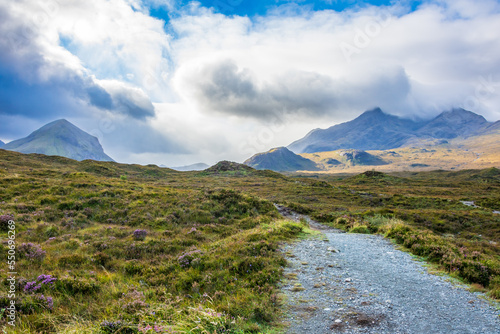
[169,1,500,123]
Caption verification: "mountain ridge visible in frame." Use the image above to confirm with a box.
[3,119,114,162]
[288,108,491,154]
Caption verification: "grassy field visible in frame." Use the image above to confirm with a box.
[0,149,499,333]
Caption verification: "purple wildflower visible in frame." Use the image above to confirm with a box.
[133,229,148,241]
[37,274,57,286]
[18,243,46,262]
[36,294,54,310]
[46,296,53,310]
[24,281,41,293]
[24,275,56,293]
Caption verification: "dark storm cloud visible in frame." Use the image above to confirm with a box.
[186,60,338,120]
[86,85,113,110]
[106,84,156,119]
[0,61,155,123]
[182,59,412,121]
[0,1,156,123]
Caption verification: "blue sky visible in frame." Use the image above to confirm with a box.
[150,0,401,18]
[0,0,499,165]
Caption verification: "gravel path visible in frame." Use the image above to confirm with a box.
[277,206,500,334]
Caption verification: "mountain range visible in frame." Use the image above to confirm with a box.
[0,140,4,148]
[1,108,498,172]
[246,108,500,172]
[2,119,114,162]
[288,108,492,153]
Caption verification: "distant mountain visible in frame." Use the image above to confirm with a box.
[244,147,319,172]
[483,120,500,135]
[3,119,114,161]
[0,140,4,148]
[170,163,209,171]
[288,108,491,154]
[416,109,489,139]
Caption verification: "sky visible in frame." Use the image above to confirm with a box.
[0,0,499,166]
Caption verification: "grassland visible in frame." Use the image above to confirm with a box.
[0,149,499,333]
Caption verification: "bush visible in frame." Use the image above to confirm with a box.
[0,214,14,231]
[350,225,371,234]
[58,254,87,267]
[132,229,147,241]
[56,276,100,295]
[18,243,46,262]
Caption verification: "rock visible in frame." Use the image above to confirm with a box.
[328,247,340,253]
[345,278,352,282]
[334,319,342,323]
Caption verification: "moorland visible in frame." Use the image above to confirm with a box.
[0,149,499,333]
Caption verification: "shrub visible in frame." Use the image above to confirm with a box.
[100,321,125,334]
[178,248,203,268]
[93,252,111,266]
[123,260,146,276]
[58,254,87,267]
[0,214,14,231]
[350,225,371,234]
[56,276,100,295]
[18,243,46,262]
[133,229,148,241]
[44,225,59,238]
[34,294,54,311]
[24,275,57,293]
[120,290,148,314]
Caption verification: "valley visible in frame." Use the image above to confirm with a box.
[0,149,499,333]
[2,0,500,332]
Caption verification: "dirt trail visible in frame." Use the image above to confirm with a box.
[277,205,500,334]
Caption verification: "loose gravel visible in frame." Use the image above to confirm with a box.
[278,206,500,334]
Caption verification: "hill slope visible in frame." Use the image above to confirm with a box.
[3,119,114,161]
[244,147,319,172]
[288,108,491,154]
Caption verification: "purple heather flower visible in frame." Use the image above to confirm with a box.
[133,229,148,241]
[18,243,46,262]
[24,281,41,293]
[46,296,53,310]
